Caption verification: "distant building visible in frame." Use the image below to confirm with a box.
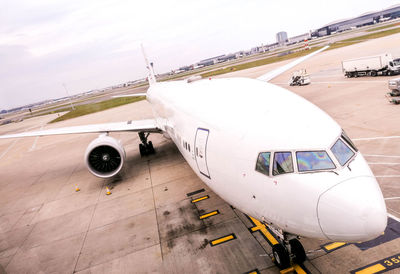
[276,31,288,45]
[312,4,400,37]
[289,33,311,44]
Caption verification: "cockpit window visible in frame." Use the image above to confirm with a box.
[273,152,293,175]
[256,152,270,176]
[341,130,358,152]
[331,139,355,166]
[296,151,335,172]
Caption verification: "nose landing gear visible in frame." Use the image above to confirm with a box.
[270,229,306,269]
[138,131,155,157]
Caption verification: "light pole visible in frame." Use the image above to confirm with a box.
[62,83,75,110]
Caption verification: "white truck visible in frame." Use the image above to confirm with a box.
[342,53,400,77]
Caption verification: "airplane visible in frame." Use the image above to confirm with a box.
[0,45,387,269]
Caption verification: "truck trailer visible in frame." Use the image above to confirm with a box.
[342,53,400,77]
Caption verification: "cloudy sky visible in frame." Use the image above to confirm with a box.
[1,0,399,110]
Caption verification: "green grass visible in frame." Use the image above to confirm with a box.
[328,27,400,50]
[49,96,145,123]
[366,22,400,32]
[200,47,323,78]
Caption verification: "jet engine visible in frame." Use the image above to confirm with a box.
[84,135,126,178]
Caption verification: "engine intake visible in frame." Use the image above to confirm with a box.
[85,135,126,178]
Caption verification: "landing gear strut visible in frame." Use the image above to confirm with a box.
[138,131,155,157]
[270,230,306,269]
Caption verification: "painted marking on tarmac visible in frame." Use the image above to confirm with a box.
[388,213,400,223]
[186,188,205,197]
[375,175,400,178]
[199,210,219,220]
[353,136,400,141]
[279,265,308,274]
[191,195,209,203]
[368,162,400,165]
[321,242,349,253]
[385,197,400,200]
[351,252,400,274]
[248,216,279,246]
[210,233,236,246]
[29,125,44,152]
[0,138,19,160]
[364,154,400,158]
[247,216,309,273]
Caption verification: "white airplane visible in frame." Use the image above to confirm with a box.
[0,46,387,269]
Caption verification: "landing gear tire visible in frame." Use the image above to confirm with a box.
[148,141,155,154]
[371,70,377,77]
[289,239,306,264]
[272,244,290,269]
[138,132,155,157]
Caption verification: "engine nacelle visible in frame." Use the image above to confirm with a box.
[85,135,126,178]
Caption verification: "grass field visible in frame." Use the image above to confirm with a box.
[328,27,400,50]
[200,47,323,78]
[49,96,145,123]
[366,22,400,32]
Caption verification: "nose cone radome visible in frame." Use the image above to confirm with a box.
[317,176,387,242]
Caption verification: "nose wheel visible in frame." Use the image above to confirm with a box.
[138,132,155,157]
[270,231,306,269]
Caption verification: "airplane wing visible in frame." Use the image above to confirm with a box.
[0,119,161,139]
[257,45,330,82]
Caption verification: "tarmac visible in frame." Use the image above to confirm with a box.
[1,33,400,274]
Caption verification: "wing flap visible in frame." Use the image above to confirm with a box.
[0,119,161,139]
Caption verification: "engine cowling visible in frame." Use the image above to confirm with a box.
[85,135,126,178]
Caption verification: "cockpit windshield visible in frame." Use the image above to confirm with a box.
[273,152,294,175]
[296,151,335,172]
[331,139,355,166]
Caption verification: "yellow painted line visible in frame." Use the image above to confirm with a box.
[199,210,219,219]
[210,234,236,246]
[247,272,258,274]
[191,195,209,203]
[280,267,294,274]
[249,216,279,245]
[293,264,308,274]
[324,242,346,250]
[355,263,386,274]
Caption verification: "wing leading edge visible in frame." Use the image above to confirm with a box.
[0,119,161,139]
[257,45,330,82]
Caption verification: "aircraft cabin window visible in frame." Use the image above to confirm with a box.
[331,139,355,166]
[255,152,271,176]
[296,151,335,172]
[273,152,294,175]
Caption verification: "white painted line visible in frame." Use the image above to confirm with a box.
[364,154,400,158]
[368,162,400,165]
[385,197,400,200]
[0,138,18,160]
[375,175,400,178]
[29,125,44,152]
[353,136,400,141]
[388,213,400,223]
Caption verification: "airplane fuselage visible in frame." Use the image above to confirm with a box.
[147,77,387,242]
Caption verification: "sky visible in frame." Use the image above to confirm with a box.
[1,0,399,110]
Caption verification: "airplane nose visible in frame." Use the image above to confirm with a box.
[317,176,387,242]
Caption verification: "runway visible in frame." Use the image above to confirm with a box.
[1,33,400,273]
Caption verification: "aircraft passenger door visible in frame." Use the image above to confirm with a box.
[195,128,211,179]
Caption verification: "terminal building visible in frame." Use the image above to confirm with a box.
[313,4,400,37]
